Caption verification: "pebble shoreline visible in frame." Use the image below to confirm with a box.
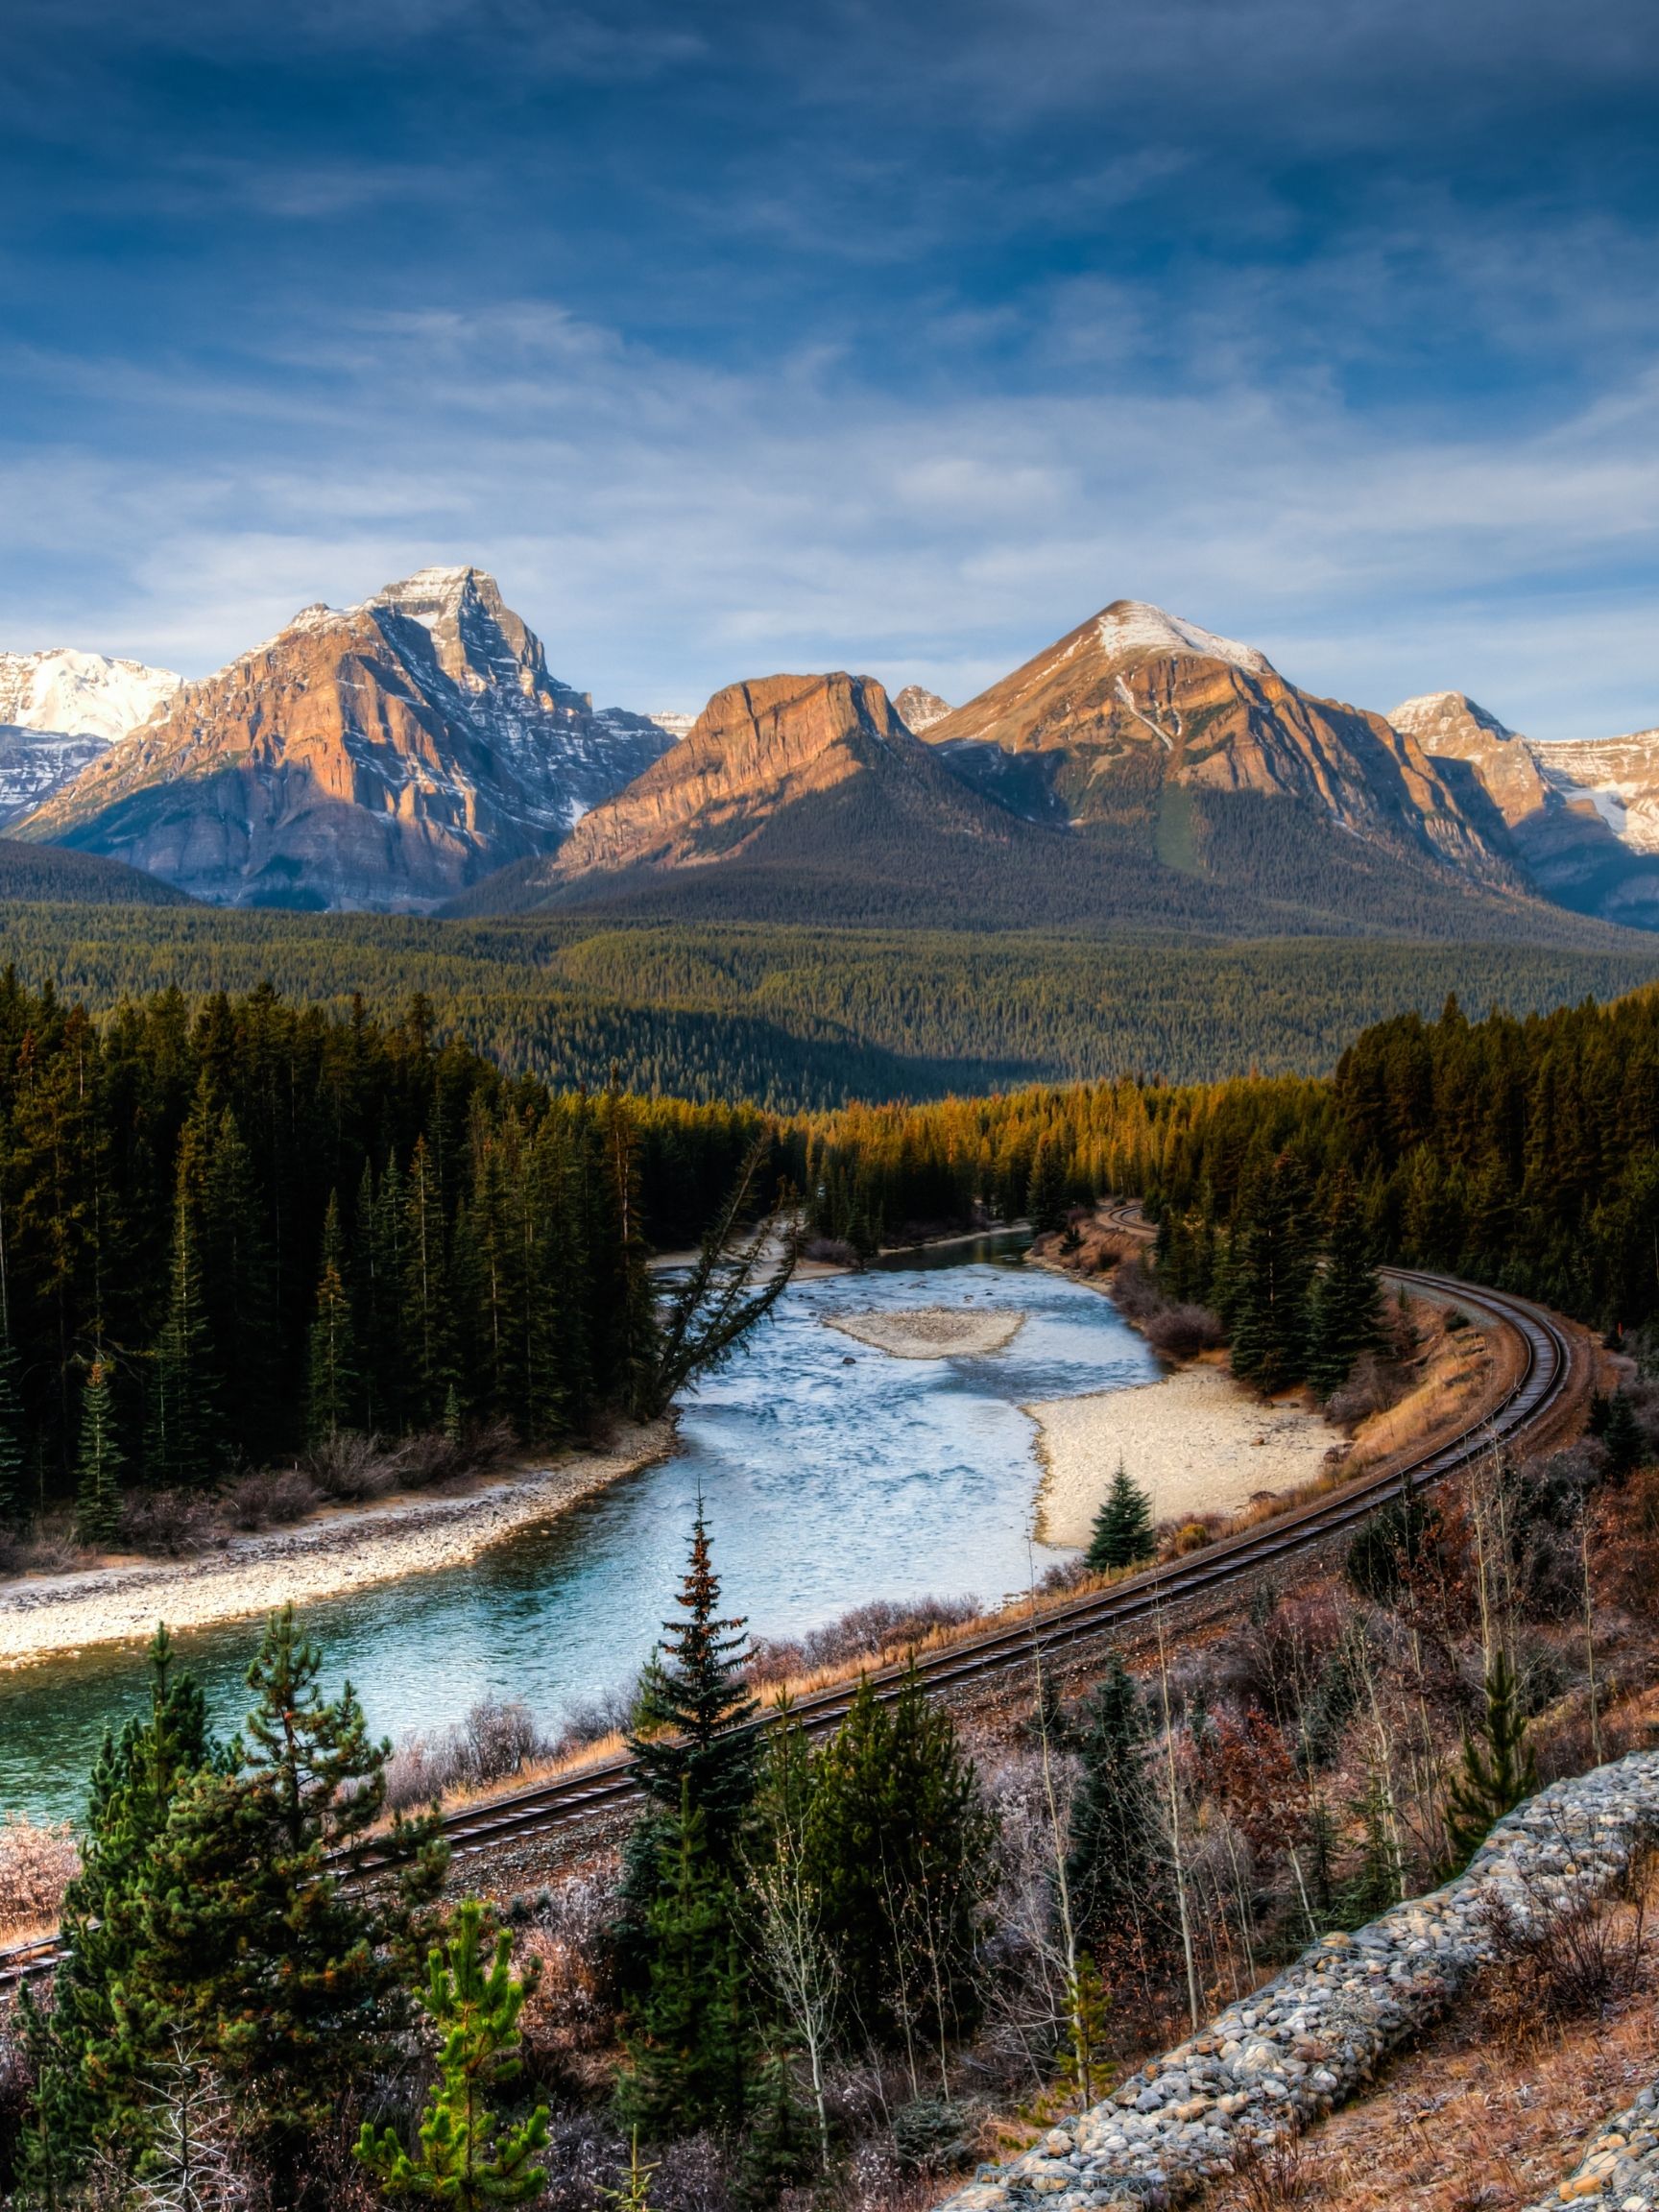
[939,1751,1659,2212]
[0,1420,675,1666]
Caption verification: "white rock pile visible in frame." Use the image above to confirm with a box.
[1522,2081,1659,2207]
[940,1751,1659,2212]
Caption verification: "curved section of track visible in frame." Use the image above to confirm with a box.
[0,1267,1579,1988]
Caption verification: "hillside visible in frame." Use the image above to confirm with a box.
[2,902,1656,1105]
[465,606,1614,940]
[16,568,672,911]
[0,839,191,906]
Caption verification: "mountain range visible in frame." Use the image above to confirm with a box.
[6,573,1657,939]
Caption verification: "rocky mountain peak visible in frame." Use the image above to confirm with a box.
[895,685,953,734]
[1089,600,1274,677]
[0,648,181,741]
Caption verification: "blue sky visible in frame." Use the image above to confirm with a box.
[3,0,1657,735]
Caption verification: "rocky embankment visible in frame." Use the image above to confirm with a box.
[940,1752,1659,2212]
[1524,2081,1659,2207]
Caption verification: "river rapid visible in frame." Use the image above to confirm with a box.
[0,1241,1156,1824]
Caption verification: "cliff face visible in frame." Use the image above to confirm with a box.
[926,602,1511,878]
[0,647,183,826]
[894,685,952,734]
[20,569,672,911]
[1393,690,1659,928]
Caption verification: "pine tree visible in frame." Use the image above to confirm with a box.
[403,1138,452,1431]
[1225,1154,1315,1396]
[1306,1170,1384,1399]
[20,1624,213,2196]
[801,1669,991,2047]
[1336,1767,1402,1925]
[306,1192,359,1446]
[615,1799,754,2142]
[147,1186,223,1490]
[1443,1649,1539,1870]
[617,1512,759,1998]
[115,1605,448,2173]
[1597,1389,1645,1479]
[739,2052,815,2205]
[357,1899,550,2208]
[1085,1463,1156,1574]
[1026,1135,1070,1238]
[75,1354,122,1549]
[1064,1652,1170,1975]
[0,1328,25,1528]
[628,1511,759,1860]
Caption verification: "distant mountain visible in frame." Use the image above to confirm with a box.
[894,685,952,734]
[458,620,1605,945]
[1392,691,1659,928]
[18,569,674,911]
[0,647,182,825]
[645,711,698,741]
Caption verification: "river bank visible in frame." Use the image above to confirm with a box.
[0,1420,675,1671]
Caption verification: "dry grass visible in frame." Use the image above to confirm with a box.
[1206,1883,1659,2212]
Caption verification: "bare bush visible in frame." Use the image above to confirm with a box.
[222,1468,322,1530]
[541,2114,629,2212]
[303,1431,402,1503]
[1324,1351,1407,1428]
[0,1815,80,1936]
[384,1695,552,1809]
[116,1487,221,1556]
[549,1686,637,1758]
[750,1595,981,1684]
[1479,1840,1653,2029]
[1218,2130,1315,2210]
[1143,1303,1224,1359]
[1109,1257,1165,1325]
[803,1236,860,1268]
[653,2132,737,2212]
[517,1873,619,2094]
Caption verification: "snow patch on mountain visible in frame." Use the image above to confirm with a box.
[1095,601,1273,676]
[0,649,180,742]
[1534,733,1659,854]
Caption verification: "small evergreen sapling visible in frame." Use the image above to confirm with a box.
[358,1899,550,2208]
[1085,1464,1155,1574]
[1444,1648,1539,1871]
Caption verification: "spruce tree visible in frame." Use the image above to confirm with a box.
[0,1328,25,1528]
[628,1511,759,1860]
[20,1624,213,2196]
[74,1353,122,1549]
[801,1669,991,2046]
[1225,1154,1315,1396]
[1306,1171,1383,1399]
[147,1187,223,1490]
[615,1798,754,2141]
[1064,1651,1170,1974]
[1026,1136,1070,1237]
[307,1191,360,1446]
[1597,1389,1645,1479]
[617,1512,759,1998]
[358,1899,550,2208]
[1085,1463,1156,1574]
[1444,1649,1539,1870]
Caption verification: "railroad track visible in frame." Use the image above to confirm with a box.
[0,1262,1579,1990]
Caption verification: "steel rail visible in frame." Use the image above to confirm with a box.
[0,1265,1577,1988]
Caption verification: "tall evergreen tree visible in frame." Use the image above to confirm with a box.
[402,1138,453,1431]
[358,1899,550,2208]
[1064,1652,1171,1976]
[1225,1153,1315,1396]
[1085,1463,1156,1574]
[74,1354,122,1548]
[146,1185,222,1489]
[1444,1649,1539,1871]
[1306,1170,1383,1399]
[306,1191,359,1445]
[19,1624,213,2200]
[802,1669,991,2047]
[1026,1135,1070,1238]
[0,1329,25,1528]
[615,1798,754,2141]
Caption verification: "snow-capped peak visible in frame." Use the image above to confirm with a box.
[369,566,488,632]
[1094,601,1273,677]
[1391,691,1522,744]
[0,647,181,741]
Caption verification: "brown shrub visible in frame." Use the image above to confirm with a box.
[222,1467,323,1530]
[1325,1352,1407,1429]
[115,1486,220,1556]
[1143,1303,1225,1360]
[516,1874,618,2093]
[0,1815,79,1937]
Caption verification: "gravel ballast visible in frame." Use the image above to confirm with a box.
[939,1752,1659,2212]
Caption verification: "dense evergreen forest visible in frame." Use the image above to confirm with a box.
[3,901,1659,1106]
[799,986,1659,1334]
[0,976,766,1518]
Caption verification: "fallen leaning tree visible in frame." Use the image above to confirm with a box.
[940,1750,1659,2212]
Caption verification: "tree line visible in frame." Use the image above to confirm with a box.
[0,975,770,1528]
